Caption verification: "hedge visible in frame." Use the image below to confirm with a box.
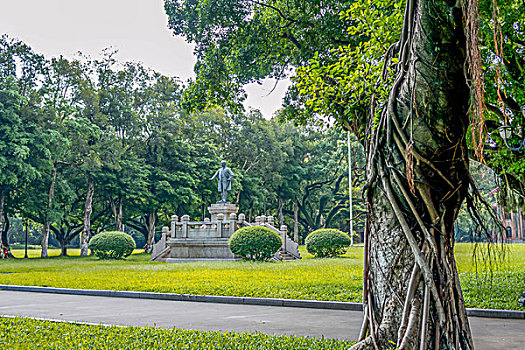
[88,231,135,259]
[229,226,282,261]
[305,229,351,257]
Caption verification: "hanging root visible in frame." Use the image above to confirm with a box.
[462,0,486,160]
[397,263,421,344]
[398,297,422,350]
[350,299,398,350]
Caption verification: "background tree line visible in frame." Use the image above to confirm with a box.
[0,35,366,257]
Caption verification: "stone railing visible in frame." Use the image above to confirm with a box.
[252,215,301,260]
[150,211,301,261]
[168,213,244,239]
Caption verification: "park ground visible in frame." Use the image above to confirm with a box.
[2,290,524,350]
[1,243,524,311]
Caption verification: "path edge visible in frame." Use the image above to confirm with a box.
[1,284,523,319]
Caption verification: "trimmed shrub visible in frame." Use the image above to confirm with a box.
[229,226,282,261]
[89,231,136,260]
[305,229,351,257]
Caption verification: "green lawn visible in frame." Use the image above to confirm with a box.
[0,317,352,350]
[9,248,144,259]
[0,243,523,310]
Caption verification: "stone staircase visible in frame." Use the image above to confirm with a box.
[251,215,301,261]
[278,251,296,261]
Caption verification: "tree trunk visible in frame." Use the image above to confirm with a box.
[2,215,10,252]
[80,178,94,256]
[293,200,299,244]
[352,0,473,349]
[278,195,284,228]
[145,211,156,253]
[110,196,124,232]
[118,198,123,231]
[42,167,57,258]
[60,240,68,256]
[41,222,50,258]
[236,189,241,205]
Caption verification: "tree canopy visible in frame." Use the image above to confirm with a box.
[164,0,525,206]
[0,35,364,256]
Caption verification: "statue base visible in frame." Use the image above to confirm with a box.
[208,203,239,221]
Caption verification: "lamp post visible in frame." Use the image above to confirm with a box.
[497,105,525,152]
[497,106,525,305]
[347,131,354,246]
[498,126,525,151]
[24,219,28,259]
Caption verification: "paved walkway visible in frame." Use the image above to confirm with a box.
[1,291,524,349]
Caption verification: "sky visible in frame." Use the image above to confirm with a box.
[0,0,289,118]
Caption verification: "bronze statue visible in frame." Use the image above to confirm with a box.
[210,160,233,203]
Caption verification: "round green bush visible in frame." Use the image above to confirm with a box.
[88,231,136,259]
[229,226,282,261]
[305,229,351,257]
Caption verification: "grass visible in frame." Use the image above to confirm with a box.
[0,317,352,350]
[9,248,144,259]
[0,243,523,310]
[454,243,525,310]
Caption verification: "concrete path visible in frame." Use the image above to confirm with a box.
[1,290,524,349]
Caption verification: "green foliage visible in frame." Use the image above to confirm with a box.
[164,0,353,114]
[1,244,524,310]
[88,231,136,260]
[305,229,351,257]
[477,0,525,208]
[1,35,368,253]
[163,0,525,213]
[229,226,282,261]
[294,0,402,130]
[0,317,352,350]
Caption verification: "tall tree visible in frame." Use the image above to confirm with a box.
[0,78,28,251]
[349,0,474,346]
[37,56,88,257]
[0,36,45,253]
[164,0,490,348]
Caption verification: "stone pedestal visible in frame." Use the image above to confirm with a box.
[208,203,239,221]
[166,238,236,260]
[150,203,242,262]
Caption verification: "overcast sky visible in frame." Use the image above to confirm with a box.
[0,0,289,118]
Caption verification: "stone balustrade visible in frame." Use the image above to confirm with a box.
[150,203,301,262]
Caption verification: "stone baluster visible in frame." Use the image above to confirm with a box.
[261,215,266,226]
[229,213,237,237]
[181,215,190,238]
[171,215,178,238]
[267,216,274,227]
[280,225,288,252]
[238,213,245,228]
[217,213,224,237]
[162,226,169,242]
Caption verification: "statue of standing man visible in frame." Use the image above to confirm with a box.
[210,160,233,203]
